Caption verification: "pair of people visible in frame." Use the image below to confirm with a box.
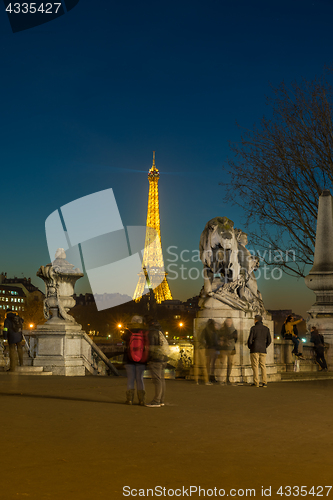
[122,315,168,408]
[195,318,238,385]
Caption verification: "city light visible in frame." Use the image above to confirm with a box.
[117,323,122,329]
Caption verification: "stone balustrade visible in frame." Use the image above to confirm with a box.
[273,338,324,373]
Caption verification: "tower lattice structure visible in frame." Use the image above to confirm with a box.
[133,152,172,304]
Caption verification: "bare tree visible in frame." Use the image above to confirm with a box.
[223,69,333,277]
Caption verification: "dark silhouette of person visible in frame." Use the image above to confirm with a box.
[3,308,24,372]
[310,326,328,371]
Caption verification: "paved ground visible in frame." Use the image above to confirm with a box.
[0,373,332,500]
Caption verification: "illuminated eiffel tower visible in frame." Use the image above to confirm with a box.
[133,152,172,304]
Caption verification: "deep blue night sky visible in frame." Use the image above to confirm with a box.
[1,0,333,316]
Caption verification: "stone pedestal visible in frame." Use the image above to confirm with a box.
[194,308,280,384]
[31,323,93,376]
[32,249,97,376]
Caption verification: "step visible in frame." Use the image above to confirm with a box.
[17,366,44,372]
[11,366,53,376]
[281,371,333,382]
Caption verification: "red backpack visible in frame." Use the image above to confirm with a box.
[128,330,149,363]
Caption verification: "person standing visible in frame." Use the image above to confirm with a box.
[3,308,24,372]
[247,314,271,388]
[218,318,238,385]
[145,315,168,408]
[310,326,328,371]
[122,315,148,406]
[202,319,220,383]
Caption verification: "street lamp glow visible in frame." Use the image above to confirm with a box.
[117,323,122,329]
[29,323,34,329]
[179,322,183,327]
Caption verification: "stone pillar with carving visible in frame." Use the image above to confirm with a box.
[305,190,333,367]
[32,249,90,375]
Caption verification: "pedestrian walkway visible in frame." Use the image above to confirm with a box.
[0,374,332,500]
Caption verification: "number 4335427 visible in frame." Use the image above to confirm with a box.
[6,3,62,13]
[277,486,332,496]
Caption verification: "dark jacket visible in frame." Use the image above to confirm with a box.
[3,312,23,345]
[247,321,271,354]
[122,328,148,365]
[202,320,219,350]
[218,326,238,351]
[310,331,325,350]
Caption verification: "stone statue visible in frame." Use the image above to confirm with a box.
[199,217,265,314]
[37,248,84,324]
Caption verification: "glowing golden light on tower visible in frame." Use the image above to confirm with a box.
[133,152,172,304]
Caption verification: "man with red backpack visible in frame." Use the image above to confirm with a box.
[122,315,149,406]
[3,308,24,372]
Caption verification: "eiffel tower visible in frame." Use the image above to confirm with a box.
[133,152,173,304]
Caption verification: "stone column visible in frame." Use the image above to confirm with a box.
[305,190,333,367]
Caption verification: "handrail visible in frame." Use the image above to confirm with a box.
[82,332,119,376]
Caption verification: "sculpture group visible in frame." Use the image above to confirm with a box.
[199,217,265,315]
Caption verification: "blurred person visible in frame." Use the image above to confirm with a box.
[145,315,169,408]
[247,314,271,388]
[3,308,24,372]
[282,314,305,360]
[122,315,149,405]
[193,327,210,385]
[202,319,220,383]
[310,326,328,371]
[218,318,238,385]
